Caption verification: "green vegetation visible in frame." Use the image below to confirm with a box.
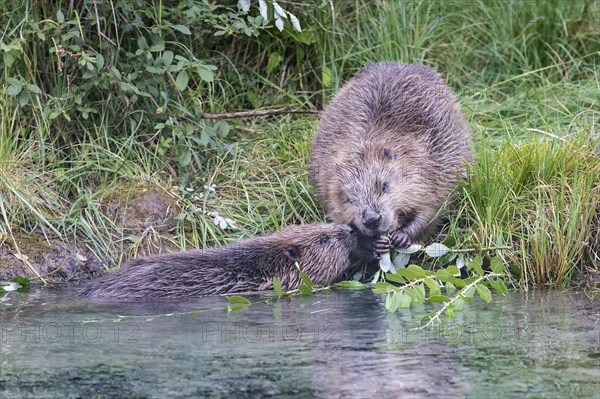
[1,1,598,288]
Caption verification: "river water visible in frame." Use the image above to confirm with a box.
[1,288,598,398]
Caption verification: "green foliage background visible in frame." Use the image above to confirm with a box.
[1,0,599,286]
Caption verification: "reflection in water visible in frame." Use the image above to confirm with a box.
[0,288,598,398]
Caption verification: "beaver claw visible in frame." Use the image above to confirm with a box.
[390,229,412,248]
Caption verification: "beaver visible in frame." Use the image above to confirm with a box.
[79,223,358,298]
[309,63,472,256]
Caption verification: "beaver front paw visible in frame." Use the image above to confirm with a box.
[371,237,392,259]
[390,229,412,248]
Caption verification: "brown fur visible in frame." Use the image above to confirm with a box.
[310,63,472,247]
[79,223,357,299]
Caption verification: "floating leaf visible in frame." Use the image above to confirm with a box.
[12,276,30,286]
[425,243,449,257]
[272,277,282,295]
[227,295,251,304]
[336,280,365,290]
[227,304,248,313]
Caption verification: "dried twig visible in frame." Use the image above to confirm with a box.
[200,107,320,119]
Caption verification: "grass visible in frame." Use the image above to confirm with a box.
[0,0,598,287]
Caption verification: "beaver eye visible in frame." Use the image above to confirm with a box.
[382,182,390,193]
[319,236,330,245]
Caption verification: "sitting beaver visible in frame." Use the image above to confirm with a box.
[310,63,472,256]
[79,223,357,298]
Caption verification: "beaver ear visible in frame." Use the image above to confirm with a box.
[382,148,395,160]
[283,246,300,262]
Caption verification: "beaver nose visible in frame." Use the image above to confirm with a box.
[362,209,382,230]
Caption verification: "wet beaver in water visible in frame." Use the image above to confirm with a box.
[79,223,358,298]
[309,63,471,256]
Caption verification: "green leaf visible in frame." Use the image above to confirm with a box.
[322,66,333,88]
[197,66,215,82]
[227,304,249,313]
[463,286,476,299]
[385,273,405,284]
[470,255,484,276]
[12,276,30,286]
[445,281,456,293]
[490,256,504,274]
[454,298,465,311]
[26,84,42,94]
[6,81,22,96]
[445,308,455,318]
[385,292,399,313]
[436,269,450,279]
[336,280,366,290]
[379,251,393,273]
[175,70,189,91]
[414,283,426,303]
[421,312,436,324]
[172,24,192,35]
[178,147,191,168]
[272,277,282,295]
[266,52,283,74]
[427,295,451,303]
[199,130,210,146]
[398,292,412,309]
[446,265,460,276]
[162,50,174,67]
[297,284,312,296]
[498,280,508,295]
[300,272,313,289]
[424,243,449,257]
[227,295,251,304]
[487,278,505,295]
[371,281,397,294]
[423,277,440,294]
[476,284,492,302]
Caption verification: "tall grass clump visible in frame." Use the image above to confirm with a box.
[457,135,600,287]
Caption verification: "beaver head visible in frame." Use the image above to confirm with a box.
[326,141,438,238]
[272,223,358,285]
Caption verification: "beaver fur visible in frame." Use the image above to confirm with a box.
[309,63,471,254]
[79,223,357,298]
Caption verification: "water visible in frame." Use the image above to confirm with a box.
[1,288,598,398]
